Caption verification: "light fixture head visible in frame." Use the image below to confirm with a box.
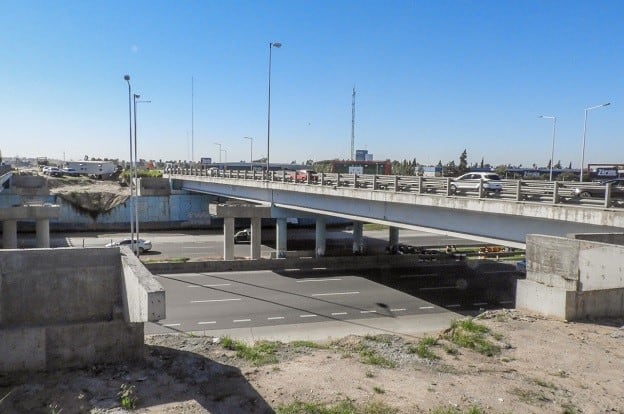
[124,75,130,81]
[272,42,282,48]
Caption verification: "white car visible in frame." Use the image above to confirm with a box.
[450,172,503,195]
[105,238,152,253]
[62,167,79,176]
[42,166,61,176]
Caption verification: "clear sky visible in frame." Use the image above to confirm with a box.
[1,0,622,168]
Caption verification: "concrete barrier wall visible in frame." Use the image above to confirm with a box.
[10,176,48,196]
[517,233,624,320]
[571,233,624,246]
[0,247,165,372]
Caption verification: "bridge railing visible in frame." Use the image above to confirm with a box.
[165,167,623,209]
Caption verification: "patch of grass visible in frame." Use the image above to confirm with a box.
[364,334,392,344]
[511,387,551,404]
[362,223,388,231]
[533,378,558,390]
[365,369,375,378]
[443,319,501,357]
[290,340,328,350]
[408,336,439,360]
[372,386,385,394]
[276,399,398,414]
[220,337,279,365]
[357,345,396,368]
[561,402,581,414]
[430,406,486,414]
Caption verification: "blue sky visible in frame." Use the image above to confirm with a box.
[1,0,622,168]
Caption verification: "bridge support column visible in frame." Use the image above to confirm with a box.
[389,226,399,254]
[315,217,326,257]
[2,220,17,249]
[352,221,363,254]
[250,217,262,259]
[276,218,287,258]
[35,219,50,248]
[223,217,235,260]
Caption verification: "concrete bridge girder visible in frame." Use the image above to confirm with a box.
[179,177,624,249]
[0,205,60,249]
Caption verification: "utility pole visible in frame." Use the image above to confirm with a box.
[351,86,356,161]
[191,76,194,164]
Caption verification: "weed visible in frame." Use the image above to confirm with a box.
[443,319,501,356]
[561,402,581,414]
[357,345,396,368]
[365,369,375,378]
[444,344,459,355]
[533,378,558,389]
[511,387,551,404]
[118,383,137,409]
[220,337,279,365]
[408,336,439,360]
[364,334,392,344]
[372,386,385,394]
[290,340,328,350]
[430,405,485,414]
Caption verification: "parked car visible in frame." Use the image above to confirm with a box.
[293,169,318,183]
[105,238,152,253]
[450,172,503,195]
[572,178,624,199]
[516,259,527,275]
[42,166,61,176]
[234,228,251,244]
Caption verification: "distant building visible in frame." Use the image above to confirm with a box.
[330,159,391,175]
[422,166,443,177]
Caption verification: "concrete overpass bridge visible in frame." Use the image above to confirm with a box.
[167,169,624,259]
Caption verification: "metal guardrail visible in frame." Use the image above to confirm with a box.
[165,168,624,209]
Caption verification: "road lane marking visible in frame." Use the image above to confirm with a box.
[418,306,435,310]
[190,298,241,303]
[297,278,342,283]
[163,323,181,327]
[284,268,300,271]
[360,310,377,314]
[267,316,285,320]
[198,321,216,325]
[233,319,251,323]
[331,312,348,316]
[391,308,407,312]
[446,304,461,308]
[473,302,488,306]
[419,286,456,291]
[311,291,359,296]
[312,267,327,270]
[299,314,317,318]
[186,283,232,288]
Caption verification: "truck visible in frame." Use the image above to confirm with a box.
[65,161,117,179]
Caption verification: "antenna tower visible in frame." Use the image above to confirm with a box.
[351,86,356,160]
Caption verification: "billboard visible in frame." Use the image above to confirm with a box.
[200,157,212,165]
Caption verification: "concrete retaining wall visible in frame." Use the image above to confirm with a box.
[0,247,165,372]
[516,233,624,320]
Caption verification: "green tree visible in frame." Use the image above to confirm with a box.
[458,149,468,174]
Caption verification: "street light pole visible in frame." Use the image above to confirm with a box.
[244,136,253,170]
[214,142,222,163]
[133,95,151,256]
[266,41,282,176]
[580,102,610,182]
[539,115,557,181]
[124,75,135,254]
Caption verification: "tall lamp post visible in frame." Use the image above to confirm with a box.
[133,94,151,256]
[580,102,610,182]
[539,115,557,181]
[214,142,222,163]
[266,41,282,176]
[123,75,135,254]
[244,136,253,170]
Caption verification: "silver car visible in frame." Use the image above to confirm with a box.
[450,172,503,195]
[105,238,152,253]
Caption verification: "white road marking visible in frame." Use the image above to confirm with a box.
[390,308,407,312]
[419,286,456,291]
[233,319,251,323]
[312,267,327,270]
[299,314,317,318]
[163,323,181,327]
[186,283,231,288]
[360,310,377,314]
[473,302,488,306]
[198,321,216,325]
[446,304,461,308]
[297,278,342,283]
[284,268,300,271]
[311,291,359,296]
[267,316,285,320]
[331,312,348,316]
[190,298,241,303]
[418,306,435,310]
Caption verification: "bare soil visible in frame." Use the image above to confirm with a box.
[2,309,623,413]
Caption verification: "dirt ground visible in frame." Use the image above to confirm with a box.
[2,309,624,413]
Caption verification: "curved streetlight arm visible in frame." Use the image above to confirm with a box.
[580,102,611,182]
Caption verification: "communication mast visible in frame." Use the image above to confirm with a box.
[351,86,356,160]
